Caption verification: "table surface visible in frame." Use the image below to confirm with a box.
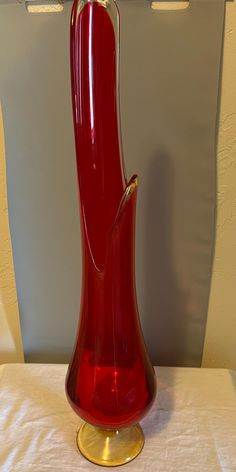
[0,364,236,472]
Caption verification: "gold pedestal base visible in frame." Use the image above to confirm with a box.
[77,422,145,467]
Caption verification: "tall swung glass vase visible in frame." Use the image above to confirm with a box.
[66,0,156,466]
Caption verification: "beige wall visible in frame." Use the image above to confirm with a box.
[202,3,236,370]
[0,104,24,363]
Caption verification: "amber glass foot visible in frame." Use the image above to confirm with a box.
[77,423,144,467]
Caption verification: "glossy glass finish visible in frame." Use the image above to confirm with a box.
[66,0,156,430]
[77,423,144,466]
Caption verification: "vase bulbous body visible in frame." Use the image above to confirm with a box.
[66,0,156,435]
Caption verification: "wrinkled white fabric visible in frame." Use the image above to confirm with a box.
[0,365,236,471]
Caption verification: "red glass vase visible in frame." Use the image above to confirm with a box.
[66,0,156,465]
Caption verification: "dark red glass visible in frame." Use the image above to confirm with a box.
[66,0,156,430]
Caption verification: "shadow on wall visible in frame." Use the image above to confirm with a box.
[26,352,72,364]
[143,152,189,367]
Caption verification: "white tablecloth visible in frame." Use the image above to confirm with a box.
[0,364,236,471]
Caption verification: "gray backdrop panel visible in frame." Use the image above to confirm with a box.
[0,0,225,365]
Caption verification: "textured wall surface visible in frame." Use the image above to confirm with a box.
[202,3,236,370]
[0,104,24,363]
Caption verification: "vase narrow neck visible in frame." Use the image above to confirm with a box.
[71,0,126,270]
